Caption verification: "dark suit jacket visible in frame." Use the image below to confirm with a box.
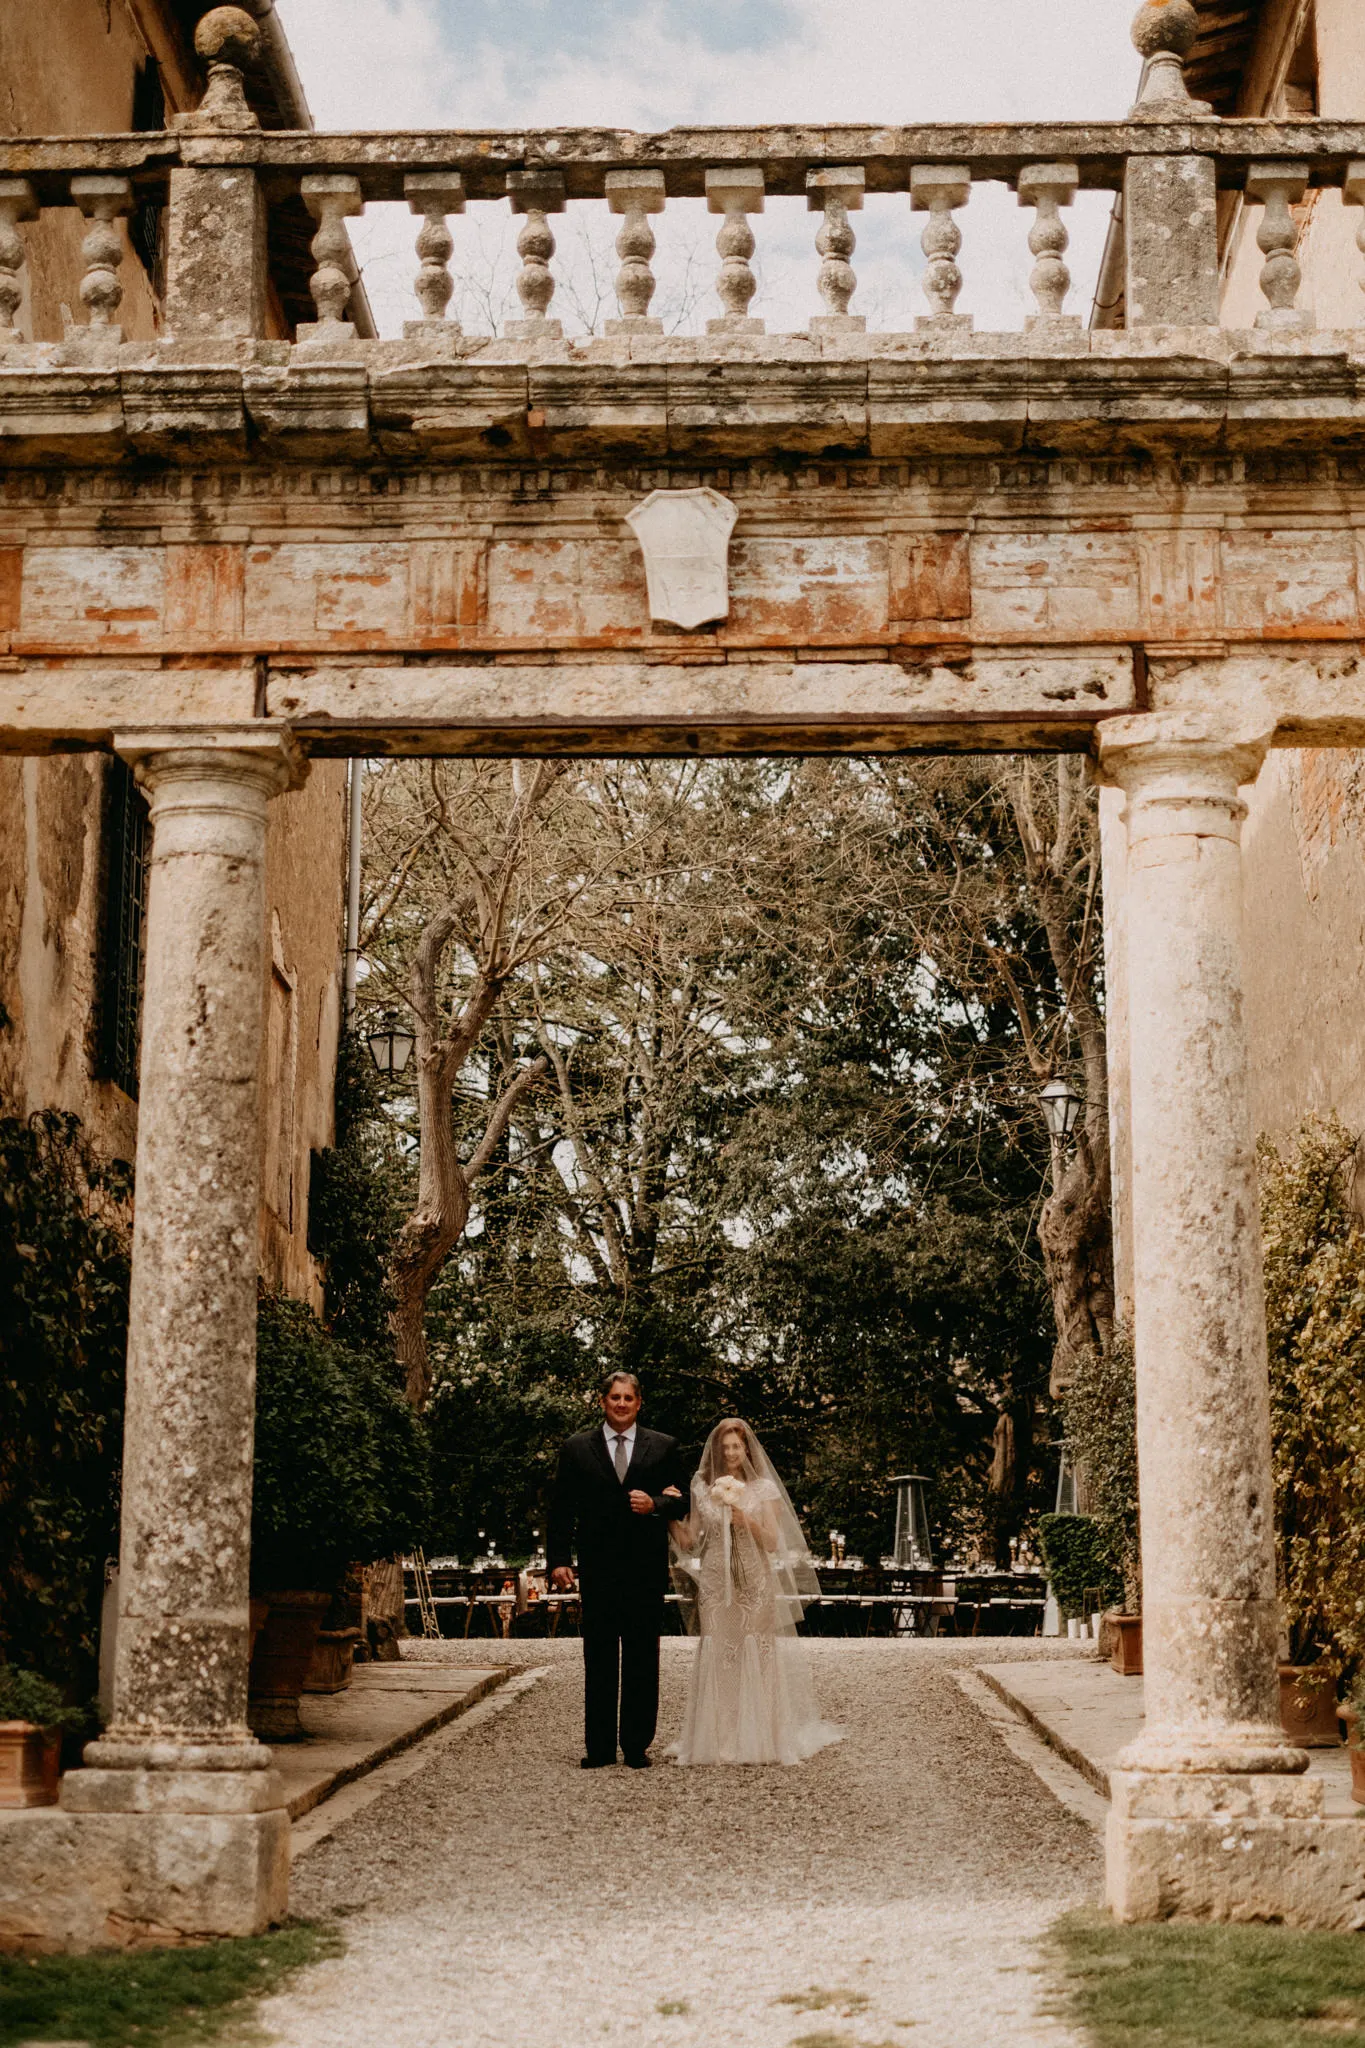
[546,1424,689,1629]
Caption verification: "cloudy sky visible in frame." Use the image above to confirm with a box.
[272,0,1143,335]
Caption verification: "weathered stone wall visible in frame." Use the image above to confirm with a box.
[1225,0,1365,1152]
[0,0,168,346]
[1104,0,1365,1328]
[0,0,345,1309]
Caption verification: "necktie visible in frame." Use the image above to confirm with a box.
[614,1433,629,1481]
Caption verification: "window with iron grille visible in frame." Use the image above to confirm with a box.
[99,758,149,1099]
[129,60,166,296]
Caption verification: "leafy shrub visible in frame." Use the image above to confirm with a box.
[0,1112,130,1701]
[1059,1329,1139,1609]
[252,1293,431,1590]
[308,1034,407,1356]
[0,1663,88,1734]
[1038,1512,1122,1620]
[1260,1113,1365,1681]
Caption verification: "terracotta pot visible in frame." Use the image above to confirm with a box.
[0,1722,60,1809]
[248,1589,330,1741]
[1109,1613,1144,1676]
[1278,1662,1343,1747]
[303,1626,361,1695]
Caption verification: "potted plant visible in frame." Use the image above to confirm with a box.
[0,1666,88,1808]
[1261,1119,1365,1749]
[249,1293,430,1740]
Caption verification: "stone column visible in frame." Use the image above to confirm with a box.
[1098,711,1363,1928]
[58,733,301,1938]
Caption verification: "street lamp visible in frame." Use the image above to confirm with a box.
[1039,1075,1082,1142]
[366,1017,415,1077]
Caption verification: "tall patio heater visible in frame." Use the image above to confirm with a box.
[1054,1440,1081,1515]
[890,1474,934,1570]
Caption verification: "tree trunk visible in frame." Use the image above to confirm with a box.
[1040,1126,1115,1399]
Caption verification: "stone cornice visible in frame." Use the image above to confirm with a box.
[1,332,1363,466]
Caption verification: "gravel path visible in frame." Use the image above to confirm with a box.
[261,1638,1099,2048]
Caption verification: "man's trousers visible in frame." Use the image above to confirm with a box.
[582,1621,660,1762]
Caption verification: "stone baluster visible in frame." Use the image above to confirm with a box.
[404,172,465,347]
[0,179,38,345]
[807,167,865,335]
[1346,163,1365,302]
[910,164,971,331]
[1124,2,1218,325]
[70,175,132,339]
[1017,162,1079,330]
[1094,713,1361,1926]
[605,169,666,335]
[61,734,302,1937]
[506,169,565,340]
[1129,0,1210,116]
[299,174,364,343]
[705,167,765,334]
[1247,162,1313,332]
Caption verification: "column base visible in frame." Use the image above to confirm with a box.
[0,1806,289,1952]
[1107,1771,1365,1930]
[62,1763,286,1815]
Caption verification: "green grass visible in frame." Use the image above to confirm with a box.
[0,1920,341,2048]
[1048,1909,1365,2046]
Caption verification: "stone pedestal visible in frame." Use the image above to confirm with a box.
[43,733,302,1947]
[1098,711,1365,1928]
[1107,1772,1365,1928]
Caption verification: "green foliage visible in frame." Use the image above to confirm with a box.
[253,1293,431,1589]
[1058,1328,1139,1608]
[426,1327,589,1558]
[416,757,1069,1563]
[1047,1908,1365,2048]
[1037,1513,1121,1620]
[1260,1113,1365,1680]
[0,1919,342,2048]
[0,1664,88,1734]
[308,1032,408,1357]
[0,1111,130,1701]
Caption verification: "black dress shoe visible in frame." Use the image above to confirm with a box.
[623,1754,652,1769]
[580,1756,614,1769]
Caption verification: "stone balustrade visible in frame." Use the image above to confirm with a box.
[3,120,1365,350]
[3,0,1365,360]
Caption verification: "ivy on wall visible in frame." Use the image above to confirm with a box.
[1261,1113,1365,1681]
[0,1112,131,1700]
[1058,1328,1139,1611]
[1037,1512,1122,1622]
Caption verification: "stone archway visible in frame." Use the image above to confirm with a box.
[3,0,1365,1943]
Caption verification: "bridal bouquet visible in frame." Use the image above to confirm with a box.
[710,1475,746,1508]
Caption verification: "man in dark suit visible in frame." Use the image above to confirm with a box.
[547,1371,689,1768]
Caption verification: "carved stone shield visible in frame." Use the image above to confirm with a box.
[625,487,738,629]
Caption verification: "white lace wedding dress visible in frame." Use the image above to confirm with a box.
[671,1447,842,1767]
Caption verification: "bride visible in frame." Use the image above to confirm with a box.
[667,1418,841,1766]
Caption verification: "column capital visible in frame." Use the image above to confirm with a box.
[114,726,308,799]
[1095,710,1275,840]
